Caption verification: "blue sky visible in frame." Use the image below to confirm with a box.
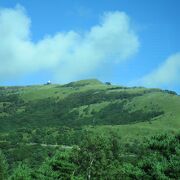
[0,0,180,93]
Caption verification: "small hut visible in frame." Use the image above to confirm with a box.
[45,80,52,85]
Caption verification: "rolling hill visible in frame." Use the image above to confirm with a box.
[0,79,179,135]
[0,79,180,179]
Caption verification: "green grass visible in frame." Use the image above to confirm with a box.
[89,91,180,140]
[0,79,179,139]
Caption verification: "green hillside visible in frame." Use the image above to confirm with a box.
[0,79,179,179]
[0,79,179,133]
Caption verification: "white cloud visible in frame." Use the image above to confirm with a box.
[136,53,180,88]
[0,5,139,83]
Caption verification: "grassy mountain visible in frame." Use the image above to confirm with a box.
[0,79,179,136]
[0,79,180,179]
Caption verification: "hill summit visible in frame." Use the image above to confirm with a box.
[0,79,179,134]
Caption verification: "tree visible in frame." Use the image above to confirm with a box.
[73,133,121,179]
[37,150,77,180]
[0,151,8,180]
[10,163,32,180]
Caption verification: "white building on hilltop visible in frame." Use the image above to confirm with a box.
[45,80,51,85]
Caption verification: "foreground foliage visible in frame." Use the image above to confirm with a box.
[0,132,179,179]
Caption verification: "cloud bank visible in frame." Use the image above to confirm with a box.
[136,53,180,88]
[0,5,139,83]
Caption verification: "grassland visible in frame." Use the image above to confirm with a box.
[0,79,179,138]
[0,79,180,179]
